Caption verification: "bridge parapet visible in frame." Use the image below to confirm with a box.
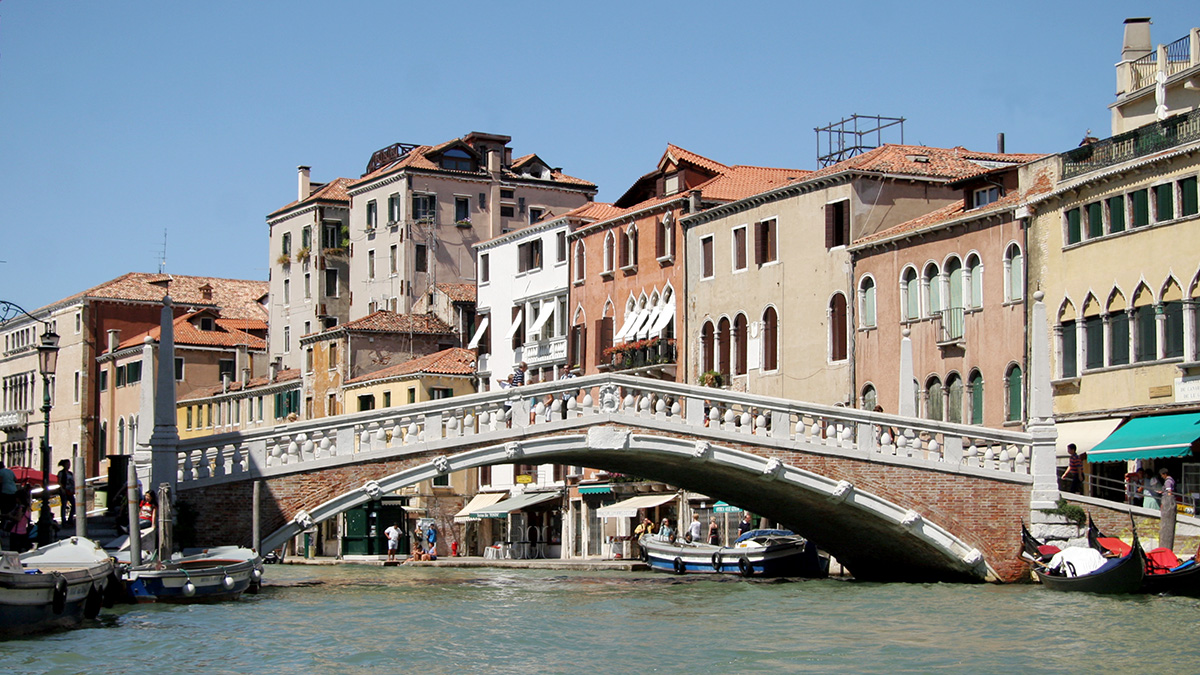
[170,374,1037,487]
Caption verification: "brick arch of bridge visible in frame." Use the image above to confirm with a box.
[182,423,1031,582]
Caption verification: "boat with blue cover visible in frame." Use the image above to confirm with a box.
[638,529,829,578]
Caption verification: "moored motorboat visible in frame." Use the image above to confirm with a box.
[1020,522,1144,594]
[122,552,256,604]
[0,537,115,637]
[639,529,828,578]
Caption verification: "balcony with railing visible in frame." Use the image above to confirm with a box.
[1061,108,1200,179]
[604,338,676,373]
[1128,33,1197,92]
[934,307,965,347]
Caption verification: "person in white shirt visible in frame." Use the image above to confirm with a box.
[384,522,402,562]
[687,514,702,543]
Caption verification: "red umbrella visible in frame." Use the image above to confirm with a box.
[10,467,57,487]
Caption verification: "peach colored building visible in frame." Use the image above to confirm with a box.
[567,145,803,381]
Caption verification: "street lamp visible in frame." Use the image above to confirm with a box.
[36,328,59,546]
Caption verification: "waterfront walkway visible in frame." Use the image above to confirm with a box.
[281,555,650,571]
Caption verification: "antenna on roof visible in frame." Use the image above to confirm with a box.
[157,229,168,274]
[814,114,906,168]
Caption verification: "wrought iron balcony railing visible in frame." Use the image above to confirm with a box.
[1061,108,1200,179]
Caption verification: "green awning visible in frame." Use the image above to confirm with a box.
[1086,412,1200,463]
[578,484,612,494]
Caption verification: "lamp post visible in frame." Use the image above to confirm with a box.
[36,328,60,547]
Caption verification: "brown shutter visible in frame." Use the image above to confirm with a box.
[754,222,766,265]
[579,325,588,371]
[825,205,835,249]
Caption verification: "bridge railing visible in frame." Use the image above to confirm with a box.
[170,373,1036,486]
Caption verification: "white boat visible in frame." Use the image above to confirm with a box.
[1,537,116,637]
[122,548,260,604]
[639,529,829,578]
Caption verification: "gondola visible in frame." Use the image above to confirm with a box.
[1020,521,1144,594]
[1087,517,1200,597]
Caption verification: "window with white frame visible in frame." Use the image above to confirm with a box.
[573,241,585,282]
[901,267,919,321]
[966,254,983,308]
[731,226,747,272]
[700,235,714,279]
[387,193,401,223]
[479,253,490,283]
[923,263,942,317]
[556,231,567,263]
[366,200,378,229]
[858,276,876,328]
[1004,243,1023,302]
[620,226,637,269]
[973,186,999,208]
[603,232,615,274]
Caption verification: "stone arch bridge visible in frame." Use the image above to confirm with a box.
[157,372,1060,583]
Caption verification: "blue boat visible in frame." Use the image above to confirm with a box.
[639,529,829,578]
[122,550,258,604]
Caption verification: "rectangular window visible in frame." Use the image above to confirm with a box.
[283,279,290,305]
[305,347,313,373]
[368,250,376,280]
[382,391,391,408]
[455,196,470,223]
[1065,208,1082,244]
[219,359,234,381]
[500,205,515,218]
[825,200,850,248]
[329,342,339,370]
[390,244,398,274]
[75,312,81,334]
[431,387,454,400]
[529,207,544,224]
[1107,195,1125,234]
[407,388,416,404]
[281,231,291,256]
[283,326,291,353]
[175,357,185,380]
[701,235,714,279]
[323,221,341,248]
[1135,306,1157,362]
[973,186,999,208]
[366,200,378,229]
[1110,311,1130,365]
[415,244,428,273]
[126,361,141,384]
[1154,183,1174,222]
[1130,189,1149,227]
[302,226,312,250]
[99,370,108,392]
[1086,202,1103,239]
[479,253,490,283]
[1180,176,1198,218]
[413,194,436,221]
[326,393,336,416]
[432,473,450,488]
[556,231,567,263]
[387,193,401,223]
[1084,316,1104,370]
[732,226,747,271]
[1061,320,1077,378]
[517,240,543,273]
[500,189,514,199]
[755,219,777,265]
[73,371,80,403]
[358,394,375,412]
[325,269,338,296]
[186,406,193,430]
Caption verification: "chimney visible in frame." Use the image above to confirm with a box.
[298,165,311,200]
[235,343,249,383]
[688,190,702,214]
[996,133,1005,154]
[1122,18,1153,62]
[106,329,121,353]
[269,356,282,383]
[222,372,231,394]
[487,149,500,174]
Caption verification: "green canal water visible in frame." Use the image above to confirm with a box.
[5,564,1200,674]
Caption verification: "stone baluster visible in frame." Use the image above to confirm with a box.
[197,446,211,478]
[183,449,195,480]
[212,445,226,478]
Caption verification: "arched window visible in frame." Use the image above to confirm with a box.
[573,241,585,282]
[859,276,876,328]
[1132,284,1157,362]
[1004,243,1023,302]
[946,257,964,310]
[1058,300,1079,378]
[968,370,984,425]
[1162,278,1185,359]
[861,384,877,411]
[701,321,715,374]
[656,214,673,259]
[734,314,748,376]
[117,418,126,456]
[762,307,778,371]
[1005,364,1023,422]
[901,267,919,321]
[923,263,942,317]
[603,232,615,274]
[966,254,983,309]
[1107,290,1130,366]
[717,317,731,377]
[946,373,963,424]
[829,293,847,361]
[925,376,943,421]
[620,225,638,268]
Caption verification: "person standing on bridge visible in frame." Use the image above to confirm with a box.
[1061,444,1084,494]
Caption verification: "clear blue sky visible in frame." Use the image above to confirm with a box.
[1,1,1193,311]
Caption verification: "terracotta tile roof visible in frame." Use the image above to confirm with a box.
[663,144,730,174]
[178,367,301,402]
[345,347,477,385]
[809,145,1044,182]
[694,165,812,202]
[571,202,624,221]
[853,165,1056,247]
[350,137,595,189]
[436,283,476,303]
[267,177,353,217]
[117,310,268,351]
[336,310,457,335]
[48,273,268,320]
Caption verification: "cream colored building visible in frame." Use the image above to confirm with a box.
[1112,19,1200,135]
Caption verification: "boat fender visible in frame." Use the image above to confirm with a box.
[83,583,103,619]
[222,572,235,590]
[738,556,754,578]
[51,574,69,615]
[673,557,686,575]
[183,581,197,597]
[711,551,723,572]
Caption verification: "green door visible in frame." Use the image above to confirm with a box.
[343,504,371,555]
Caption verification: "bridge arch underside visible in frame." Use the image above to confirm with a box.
[202,423,1033,584]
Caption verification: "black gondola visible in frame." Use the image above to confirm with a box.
[1020,521,1145,594]
[1087,517,1200,597]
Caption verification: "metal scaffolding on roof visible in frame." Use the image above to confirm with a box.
[815,114,906,168]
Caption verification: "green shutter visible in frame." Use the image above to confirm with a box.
[1155,183,1174,222]
[1087,202,1103,238]
[1061,321,1077,378]
[1107,195,1125,233]
[1180,177,1198,217]
[1164,301,1184,358]
[1066,208,1081,244]
[1131,190,1149,227]
[970,373,984,425]
[1110,312,1130,365]
[1007,367,1023,422]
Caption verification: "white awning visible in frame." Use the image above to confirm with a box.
[466,317,490,349]
[1055,418,1124,457]
[649,302,675,335]
[613,308,644,343]
[636,305,663,340]
[595,493,678,519]
[528,301,557,335]
[453,492,507,523]
[504,310,524,339]
[473,491,562,519]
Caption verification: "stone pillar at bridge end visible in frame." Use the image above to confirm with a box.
[148,296,180,493]
[1028,291,1059,513]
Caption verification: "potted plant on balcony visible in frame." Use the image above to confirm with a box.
[699,370,723,388]
[456,216,471,228]
[294,246,311,263]
[276,253,291,266]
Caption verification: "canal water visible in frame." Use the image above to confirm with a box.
[5,564,1200,674]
